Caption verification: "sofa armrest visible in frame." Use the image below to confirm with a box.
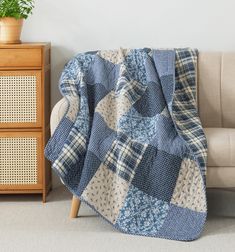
[50,98,68,135]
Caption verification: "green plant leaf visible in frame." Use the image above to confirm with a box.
[0,0,35,19]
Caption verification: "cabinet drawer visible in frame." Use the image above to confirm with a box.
[0,49,41,67]
[0,71,42,128]
[0,132,42,190]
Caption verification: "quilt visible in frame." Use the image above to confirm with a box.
[45,48,207,241]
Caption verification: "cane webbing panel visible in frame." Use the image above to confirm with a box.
[0,75,37,123]
[0,137,38,185]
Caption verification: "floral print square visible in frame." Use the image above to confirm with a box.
[115,185,169,236]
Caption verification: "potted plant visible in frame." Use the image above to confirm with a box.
[0,0,34,44]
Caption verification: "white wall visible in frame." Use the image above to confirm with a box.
[22,0,235,187]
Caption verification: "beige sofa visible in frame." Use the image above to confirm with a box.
[50,52,235,217]
[198,52,235,188]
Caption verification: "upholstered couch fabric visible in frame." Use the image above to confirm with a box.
[198,52,235,128]
[204,128,235,167]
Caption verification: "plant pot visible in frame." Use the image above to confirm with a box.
[0,17,23,44]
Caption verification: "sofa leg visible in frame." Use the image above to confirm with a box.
[70,195,81,218]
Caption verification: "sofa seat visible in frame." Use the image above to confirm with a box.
[204,128,235,167]
[205,128,235,188]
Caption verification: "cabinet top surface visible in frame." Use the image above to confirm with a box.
[0,42,50,49]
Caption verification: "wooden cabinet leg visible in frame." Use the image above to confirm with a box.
[70,195,81,218]
[42,191,46,203]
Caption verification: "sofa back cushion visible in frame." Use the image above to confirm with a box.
[198,52,235,128]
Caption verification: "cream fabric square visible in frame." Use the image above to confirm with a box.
[66,96,79,122]
[97,49,131,64]
[81,163,129,224]
[95,91,131,131]
[171,158,206,212]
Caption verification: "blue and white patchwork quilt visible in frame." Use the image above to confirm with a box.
[45,48,207,241]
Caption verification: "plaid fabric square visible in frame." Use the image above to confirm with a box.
[115,63,147,105]
[104,132,147,181]
[52,129,87,176]
[173,49,207,175]
[122,79,147,104]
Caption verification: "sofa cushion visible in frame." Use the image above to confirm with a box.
[207,166,235,187]
[204,128,235,167]
[198,53,235,128]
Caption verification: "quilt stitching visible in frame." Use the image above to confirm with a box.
[45,48,207,241]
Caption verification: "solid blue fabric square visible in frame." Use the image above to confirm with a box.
[157,203,207,241]
[44,117,73,162]
[132,146,182,202]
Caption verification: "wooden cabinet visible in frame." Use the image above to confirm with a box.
[0,43,51,202]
